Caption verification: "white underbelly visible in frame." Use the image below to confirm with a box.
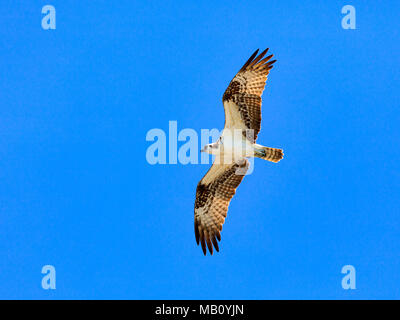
[221,129,255,160]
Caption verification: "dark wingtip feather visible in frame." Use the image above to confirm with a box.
[262,54,274,63]
[205,233,213,255]
[248,48,269,68]
[239,49,259,72]
[207,241,213,255]
[238,48,278,73]
[194,220,200,245]
[212,236,219,252]
[196,224,222,255]
[200,233,207,256]
[267,60,277,69]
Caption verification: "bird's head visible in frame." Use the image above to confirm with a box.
[201,142,220,155]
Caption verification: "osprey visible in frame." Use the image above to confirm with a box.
[194,48,283,255]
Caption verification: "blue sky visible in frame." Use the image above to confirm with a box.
[0,1,399,299]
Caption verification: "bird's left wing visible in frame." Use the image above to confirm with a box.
[222,48,276,142]
[194,158,249,255]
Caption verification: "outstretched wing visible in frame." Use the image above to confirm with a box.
[222,48,276,142]
[194,158,249,255]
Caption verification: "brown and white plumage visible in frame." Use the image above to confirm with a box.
[222,48,276,142]
[194,159,249,255]
[194,49,283,255]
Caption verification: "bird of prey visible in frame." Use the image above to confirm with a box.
[194,48,283,255]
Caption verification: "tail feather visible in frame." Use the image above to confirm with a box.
[254,146,284,163]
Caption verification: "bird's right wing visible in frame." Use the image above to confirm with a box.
[194,158,249,255]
